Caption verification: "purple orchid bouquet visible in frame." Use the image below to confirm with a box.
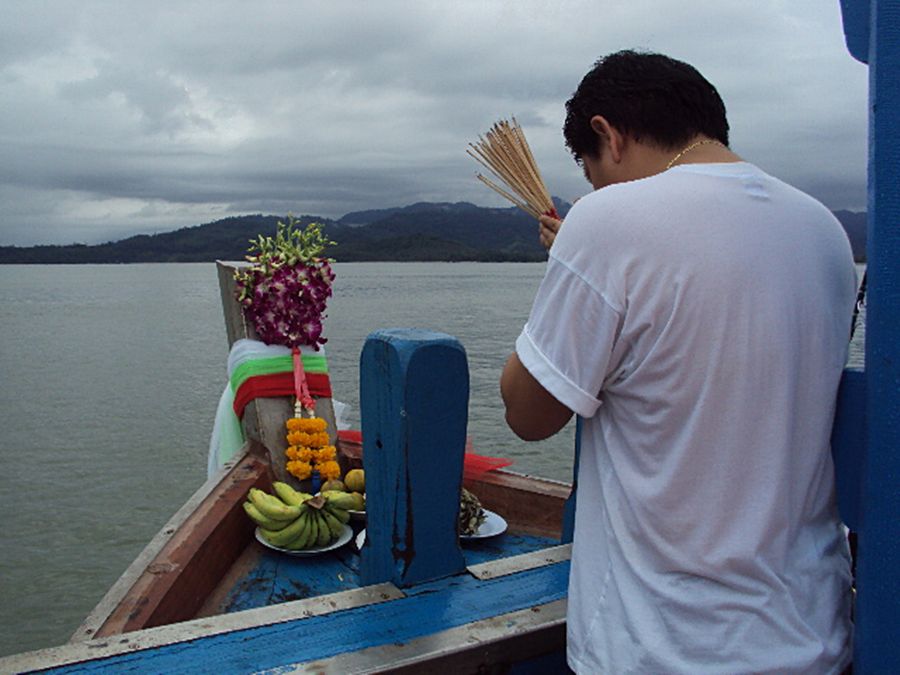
[234,215,336,348]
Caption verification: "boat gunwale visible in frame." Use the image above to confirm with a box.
[68,441,570,642]
[1,540,571,673]
[72,443,272,640]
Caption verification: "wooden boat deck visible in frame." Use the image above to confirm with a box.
[3,444,572,673]
[32,548,569,674]
[199,526,558,618]
[0,440,575,673]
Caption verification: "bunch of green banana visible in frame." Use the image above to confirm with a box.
[320,490,364,512]
[242,483,354,551]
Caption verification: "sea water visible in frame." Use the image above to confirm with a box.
[0,262,864,657]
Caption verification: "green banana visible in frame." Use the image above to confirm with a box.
[258,505,309,547]
[284,511,315,550]
[272,481,312,507]
[319,507,346,539]
[298,511,319,550]
[314,512,332,547]
[305,510,320,548]
[322,491,360,511]
[243,501,294,531]
[325,503,350,524]
[349,492,366,511]
[248,488,304,521]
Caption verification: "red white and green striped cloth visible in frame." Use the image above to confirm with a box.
[207,339,332,477]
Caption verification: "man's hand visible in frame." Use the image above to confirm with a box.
[538,214,562,250]
[500,352,573,441]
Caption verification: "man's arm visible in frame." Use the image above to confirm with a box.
[500,352,573,441]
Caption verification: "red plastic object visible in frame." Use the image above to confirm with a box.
[335,430,511,478]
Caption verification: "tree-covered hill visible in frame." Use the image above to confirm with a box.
[0,202,560,264]
[0,200,866,263]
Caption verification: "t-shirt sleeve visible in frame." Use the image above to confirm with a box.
[515,256,622,419]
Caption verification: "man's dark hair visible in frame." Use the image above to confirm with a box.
[563,50,730,162]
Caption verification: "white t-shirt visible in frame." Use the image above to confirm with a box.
[516,162,856,674]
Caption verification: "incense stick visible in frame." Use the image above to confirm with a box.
[467,117,556,218]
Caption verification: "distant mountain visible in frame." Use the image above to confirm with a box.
[0,201,569,264]
[337,206,406,227]
[0,214,330,264]
[330,201,565,262]
[0,200,865,264]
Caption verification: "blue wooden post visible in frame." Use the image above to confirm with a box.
[359,328,469,587]
[839,1,900,671]
[560,416,582,544]
[830,368,866,531]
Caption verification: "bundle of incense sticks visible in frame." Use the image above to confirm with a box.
[467,117,558,219]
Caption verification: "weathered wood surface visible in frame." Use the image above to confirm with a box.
[71,444,264,641]
[359,328,469,588]
[89,448,270,637]
[75,449,566,629]
[293,599,567,674]
[204,531,556,615]
[72,457,565,639]
[216,261,338,488]
[4,584,406,675]
[3,553,569,674]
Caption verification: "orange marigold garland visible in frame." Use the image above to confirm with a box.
[284,409,341,481]
[285,345,342,485]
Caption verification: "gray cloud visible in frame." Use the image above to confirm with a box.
[0,0,868,245]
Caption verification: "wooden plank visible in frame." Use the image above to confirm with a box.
[8,560,569,673]
[194,544,265,618]
[460,532,558,569]
[205,531,556,616]
[72,447,255,640]
[359,329,469,588]
[216,259,249,348]
[288,599,567,674]
[1,584,404,674]
[467,544,571,581]
[91,450,270,636]
[220,542,365,613]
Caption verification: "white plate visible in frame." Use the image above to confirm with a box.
[255,524,352,556]
[461,509,507,540]
[354,512,507,549]
[348,509,366,522]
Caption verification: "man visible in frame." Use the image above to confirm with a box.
[501,51,855,673]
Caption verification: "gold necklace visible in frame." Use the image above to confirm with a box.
[665,139,725,170]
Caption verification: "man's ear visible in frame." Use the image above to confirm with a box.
[589,115,624,163]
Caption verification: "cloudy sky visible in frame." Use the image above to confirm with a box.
[0,1,867,246]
